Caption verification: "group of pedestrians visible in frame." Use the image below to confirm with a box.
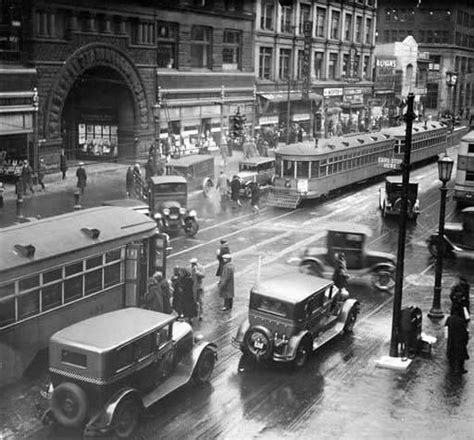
[214,169,260,214]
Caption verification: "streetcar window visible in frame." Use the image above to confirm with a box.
[468,144,474,154]
[275,157,282,176]
[42,283,62,311]
[18,290,40,319]
[106,248,122,263]
[85,269,102,295]
[66,261,83,276]
[466,171,474,181]
[64,276,83,303]
[0,297,15,327]
[311,161,319,178]
[19,275,39,292]
[86,255,103,269]
[283,160,294,177]
[104,263,121,288]
[43,268,62,284]
[297,161,309,177]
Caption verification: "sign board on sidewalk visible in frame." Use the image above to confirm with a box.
[378,157,402,169]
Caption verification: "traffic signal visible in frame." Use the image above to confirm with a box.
[229,112,247,139]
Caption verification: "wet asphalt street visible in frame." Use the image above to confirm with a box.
[1,148,473,440]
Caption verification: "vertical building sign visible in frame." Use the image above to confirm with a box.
[302,20,312,100]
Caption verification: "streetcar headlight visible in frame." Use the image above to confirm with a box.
[163,208,170,216]
[179,207,186,215]
[297,179,308,193]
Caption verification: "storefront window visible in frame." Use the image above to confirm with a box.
[78,119,118,158]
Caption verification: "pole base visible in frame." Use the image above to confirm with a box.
[427,307,444,320]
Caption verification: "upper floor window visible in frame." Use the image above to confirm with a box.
[342,53,350,76]
[279,48,291,79]
[299,3,311,35]
[365,17,372,44]
[157,21,178,69]
[344,13,352,41]
[314,51,324,79]
[261,1,274,31]
[222,29,241,71]
[224,0,243,11]
[259,47,273,79]
[35,10,59,38]
[331,10,340,40]
[315,7,326,38]
[190,25,212,68]
[363,55,370,79]
[328,52,338,79]
[132,20,154,45]
[355,16,362,42]
[297,49,304,79]
[280,5,293,33]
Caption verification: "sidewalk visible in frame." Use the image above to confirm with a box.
[2,150,244,203]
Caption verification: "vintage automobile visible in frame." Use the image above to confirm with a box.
[299,223,397,291]
[165,154,215,193]
[148,175,199,237]
[427,207,474,257]
[102,198,151,217]
[232,272,359,368]
[379,175,420,220]
[232,156,275,198]
[42,308,217,438]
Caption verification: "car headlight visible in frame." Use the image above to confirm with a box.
[179,207,186,215]
[189,210,197,217]
[154,212,162,219]
[163,208,170,215]
[273,332,288,347]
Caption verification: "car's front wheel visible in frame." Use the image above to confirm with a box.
[193,347,216,384]
[184,218,199,237]
[112,397,140,439]
[344,305,359,333]
[372,268,395,291]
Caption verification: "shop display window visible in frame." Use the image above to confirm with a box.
[78,122,118,158]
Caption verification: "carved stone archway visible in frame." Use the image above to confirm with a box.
[45,43,149,139]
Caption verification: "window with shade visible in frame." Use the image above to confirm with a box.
[279,48,291,80]
[365,17,372,44]
[328,53,338,79]
[315,7,326,38]
[260,1,274,31]
[344,13,352,41]
[299,3,311,35]
[355,16,362,42]
[157,21,178,69]
[314,51,324,79]
[259,47,273,79]
[280,5,293,33]
[190,25,212,69]
[222,29,241,71]
[330,10,340,40]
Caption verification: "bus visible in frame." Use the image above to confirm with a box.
[454,130,474,207]
[0,206,169,386]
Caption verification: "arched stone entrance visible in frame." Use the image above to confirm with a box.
[44,43,150,160]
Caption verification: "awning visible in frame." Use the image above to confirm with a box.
[326,106,342,115]
[259,92,322,103]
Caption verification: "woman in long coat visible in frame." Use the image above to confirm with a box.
[76,163,87,195]
[218,254,234,311]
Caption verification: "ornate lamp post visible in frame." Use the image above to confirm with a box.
[445,70,458,132]
[153,86,162,163]
[428,153,454,319]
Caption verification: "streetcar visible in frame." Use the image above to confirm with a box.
[0,206,169,386]
[267,122,448,209]
[454,130,474,207]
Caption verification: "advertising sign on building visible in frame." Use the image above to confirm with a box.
[324,88,343,97]
[301,21,312,100]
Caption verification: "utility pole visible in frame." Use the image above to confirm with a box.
[389,93,416,358]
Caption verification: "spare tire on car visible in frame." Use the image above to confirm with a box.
[245,326,273,360]
[51,382,88,428]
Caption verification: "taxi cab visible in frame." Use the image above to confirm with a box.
[232,272,359,368]
[42,308,217,438]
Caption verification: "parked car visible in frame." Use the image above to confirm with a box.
[42,308,217,438]
[232,272,359,368]
[299,223,396,291]
[427,206,474,257]
[232,156,275,198]
[102,198,151,217]
[379,176,420,220]
[148,175,199,237]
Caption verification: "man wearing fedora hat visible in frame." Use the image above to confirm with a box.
[190,257,205,321]
[216,238,230,277]
[218,253,234,311]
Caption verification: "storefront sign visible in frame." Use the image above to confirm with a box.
[259,115,278,125]
[292,113,310,122]
[344,94,363,105]
[323,88,343,97]
[301,20,313,99]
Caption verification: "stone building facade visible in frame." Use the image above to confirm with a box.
[376,0,474,116]
[0,0,255,172]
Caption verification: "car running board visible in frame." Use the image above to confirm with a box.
[312,323,344,351]
[142,357,194,408]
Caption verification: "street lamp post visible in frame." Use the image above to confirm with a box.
[153,86,162,167]
[428,153,454,319]
[445,71,458,132]
[32,88,39,175]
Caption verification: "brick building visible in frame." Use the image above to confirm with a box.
[376,0,474,116]
[0,0,255,173]
[254,0,377,141]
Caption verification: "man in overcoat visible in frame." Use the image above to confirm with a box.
[216,239,230,277]
[76,162,87,195]
[445,312,470,375]
[218,254,234,311]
